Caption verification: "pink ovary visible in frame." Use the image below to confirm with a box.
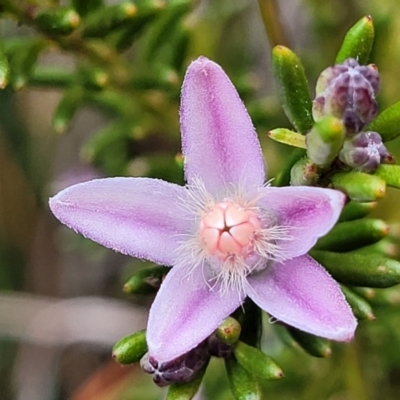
[199,202,261,261]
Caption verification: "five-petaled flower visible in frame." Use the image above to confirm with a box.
[49,57,357,366]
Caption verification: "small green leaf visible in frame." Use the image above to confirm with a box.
[272,45,313,133]
[310,250,400,288]
[4,37,47,90]
[123,265,167,295]
[314,218,389,252]
[267,128,306,148]
[35,7,80,36]
[30,66,72,88]
[331,172,386,202]
[0,39,10,89]
[53,87,85,133]
[112,330,147,365]
[375,164,400,188]
[341,286,375,321]
[225,357,262,400]
[286,327,331,358]
[71,0,103,17]
[367,100,400,142]
[145,0,192,63]
[83,1,138,37]
[306,116,345,167]
[335,15,374,64]
[338,201,377,222]
[233,341,283,381]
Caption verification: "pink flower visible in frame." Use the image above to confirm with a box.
[49,57,357,365]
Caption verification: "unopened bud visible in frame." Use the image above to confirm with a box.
[215,316,241,345]
[290,157,319,186]
[339,131,391,172]
[306,116,345,167]
[141,342,209,387]
[313,58,379,134]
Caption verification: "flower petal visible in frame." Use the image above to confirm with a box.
[259,186,345,258]
[49,178,190,265]
[246,255,357,341]
[180,56,265,194]
[147,264,244,362]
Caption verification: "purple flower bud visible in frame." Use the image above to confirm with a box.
[338,131,392,172]
[140,341,209,387]
[313,58,380,134]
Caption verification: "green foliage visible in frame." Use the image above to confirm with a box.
[368,100,400,142]
[112,329,148,364]
[271,46,314,133]
[335,15,374,64]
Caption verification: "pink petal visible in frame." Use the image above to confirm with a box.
[259,186,345,258]
[180,57,265,195]
[147,264,244,362]
[49,178,190,265]
[246,255,357,341]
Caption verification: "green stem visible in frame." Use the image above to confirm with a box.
[257,0,289,47]
[343,341,369,400]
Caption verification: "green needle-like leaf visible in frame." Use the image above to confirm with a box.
[336,15,374,64]
[272,45,313,133]
[368,101,400,142]
[375,164,400,188]
[331,172,386,202]
[310,250,400,288]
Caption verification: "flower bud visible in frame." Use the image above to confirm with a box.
[306,116,345,167]
[215,316,241,345]
[313,58,379,134]
[339,131,391,172]
[141,342,209,387]
[290,157,319,186]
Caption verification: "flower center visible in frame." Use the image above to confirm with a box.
[199,202,261,261]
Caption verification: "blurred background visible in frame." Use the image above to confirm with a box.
[1,0,400,399]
